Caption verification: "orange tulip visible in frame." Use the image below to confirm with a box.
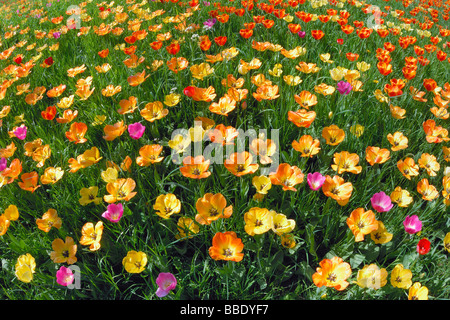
[346,208,378,242]
[214,36,227,46]
[322,125,345,146]
[65,122,88,144]
[341,24,354,34]
[239,28,253,39]
[356,27,372,39]
[183,85,216,102]
[208,124,239,145]
[311,30,325,40]
[103,178,137,203]
[384,81,404,97]
[417,178,439,201]
[123,54,145,69]
[414,45,424,56]
[262,19,275,28]
[288,23,302,33]
[402,66,417,80]
[292,135,321,158]
[195,193,233,225]
[208,231,244,262]
[199,35,212,51]
[98,49,109,58]
[68,147,102,173]
[252,84,279,101]
[423,119,450,143]
[249,136,276,164]
[18,172,41,193]
[123,45,137,55]
[331,151,362,174]
[418,153,440,177]
[346,52,359,61]
[150,41,163,50]
[118,96,138,114]
[56,109,78,124]
[166,57,189,73]
[180,155,211,179]
[312,256,352,291]
[423,78,437,92]
[36,208,62,232]
[1,158,22,184]
[103,121,127,141]
[47,84,66,98]
[41,106,57,120]
[209,94,236,116]
[269,163,304,192]
[136,144,164,166]
[397,157,419,180]
[377,61,393,76]
[287,109,316,128]
[387,131,408,151]
[127,70,149,87]
[365,146,390,165]
[124,35,137,44]
[377,28,390,38]
[224,151,259,177]
[437,50,447,62]
[79,221,103,251]
[322,175,353,206]
[294,91,317,109]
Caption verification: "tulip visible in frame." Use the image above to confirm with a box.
[337,81,352,95]
[307,172,326,191]
[0,158,7,172]
[403,215,422,234]
[417,238,430,255]
[56,266,75,287]
[102,203,124,223]
[13,125,27,140]
[371,191,393,212]
[128,122,145,140]
[155,273,177,298]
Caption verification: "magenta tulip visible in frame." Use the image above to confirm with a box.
[371,191,393,212]
[102,203,124,223]
[403,215,422,234]
[307,172,326,191]
[56,266,75,287]
[128,122,145,140]
[156,272,177,298]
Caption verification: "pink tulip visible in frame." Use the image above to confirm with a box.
[56,266,74,287]
[0,158,7,172]
[371,191,393,212]
[403,215,422,234]
[307,172,326,191]
[128,122,145,140]
[13,125,27,140]
[156,272,177,298]
[102,203,123,223]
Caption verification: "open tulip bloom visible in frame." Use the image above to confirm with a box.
[371,191,394,212]
[307,172,326,191]
[102,203,124,223]
[56,266,75,287]
[155,272,177,298]
[403,215,422,234]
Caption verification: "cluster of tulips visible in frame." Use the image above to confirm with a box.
[0,0,449,300]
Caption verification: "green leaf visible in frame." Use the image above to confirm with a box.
[350,254,365,269]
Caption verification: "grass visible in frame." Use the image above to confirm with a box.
[0,0,449,300]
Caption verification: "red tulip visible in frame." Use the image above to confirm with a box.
[417,238,431,255]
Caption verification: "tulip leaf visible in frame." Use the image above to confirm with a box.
[350,253,365,268]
